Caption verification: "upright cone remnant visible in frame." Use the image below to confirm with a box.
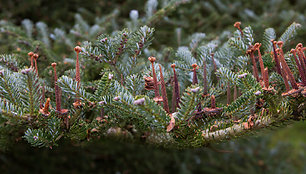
[204,95,222,116]
[74,46,82,87]
[51,63,68,116]
[234,21,243,37]
[192,63,198,85]
[254,43,269,88]
[273,42,290,91]
[28,52,34,68]
[291,49,306,86]
[159,64,170,114]
[264,67,269,89]
[33,53,39,76]
[73,46,82,108]
[296,44,306,77]
[276,41,298,90]
[271,40,282,74]
[246,46,259,82]
[279,60,291,92]
[148,57,161,104]
[171,64,180,112]
[52,63,61,112]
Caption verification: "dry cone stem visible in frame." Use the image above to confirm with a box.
[28,52,34,68]
[271,40,282,74]
[296,48,306,77]
[159,64,170,114]
[291,49,306,85]
[234,22,243,37]
[171,64,180,110]
[192,63,198,85]
[73,46,82,108]
[254,43,269,88]
[148,57,160,102]
[33,54,39,76]
[277,42,298,89]
[249,50,259,82]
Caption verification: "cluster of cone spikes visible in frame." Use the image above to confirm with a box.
[246,40,306,97]
[31,46,82,128]
[236,21,305,96]
[144,22,306,131]
[27,52,49,116]
[144,56,222,121]
[25,23,305,133]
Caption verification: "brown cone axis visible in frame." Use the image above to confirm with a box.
[159,64,170,114]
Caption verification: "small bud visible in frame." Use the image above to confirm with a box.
[98,101,106,105]
[108,73,114,80]
[100,38,108,43]
[238,73,248,78]
[171,64,176,69]
[133,98,145,105]
[21,68,31,74]
[113,96,120,101]
[191,87,200,93]
[33,136,38,141]
[51,63,57,68]
[254,91,262,96]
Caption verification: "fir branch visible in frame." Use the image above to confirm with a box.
[58,75,92,103]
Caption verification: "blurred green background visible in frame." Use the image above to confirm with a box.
[0,0,305,173]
